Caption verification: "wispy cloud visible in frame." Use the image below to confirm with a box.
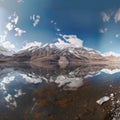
[6,12,19,31]
[6,23,14,31]
[101,9,120,23]
[99,28,108,33]
[6,12,26,37]
[55,34,83,49]
[14,28,26,37]
[101,12,110,22]
[114,8,120,23]
[51,20,57,25]
[30,15,40,27]
[56,28,61,32]
[51,20,61,33]
[8,12,18,23]
[21,41,42,50]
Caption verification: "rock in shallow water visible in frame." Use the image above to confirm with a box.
[96,96,110,105]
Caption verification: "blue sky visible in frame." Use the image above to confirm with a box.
[1,0,120,53]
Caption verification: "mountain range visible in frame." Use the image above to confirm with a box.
[0,42,120,68]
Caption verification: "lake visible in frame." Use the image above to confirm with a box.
[0,64,120,120]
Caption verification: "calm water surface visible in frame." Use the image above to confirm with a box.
[0,64,120,120]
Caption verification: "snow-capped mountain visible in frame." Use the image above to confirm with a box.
[1,34,120,67]
[16,35,102,61]
[14,41,103,66]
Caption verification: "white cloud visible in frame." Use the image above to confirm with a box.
[101,12,110,22]
[11,16,19,25]
[114,8,120,23]
[99,28,108,33]
[6,12,25,38]
[21,41,42,50]
[1,41,15,49]
[6,12,19,31]
[14,28,26,37]
[55,35,83,49]
[6,23,14,31]
[30,15,40,27]
[0,32,15,49]
[56,28,60,32]
[54,38,70,49]
[33,19,40,27]
[63,35,83,47]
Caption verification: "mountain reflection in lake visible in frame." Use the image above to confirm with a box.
[0,64,120,120]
